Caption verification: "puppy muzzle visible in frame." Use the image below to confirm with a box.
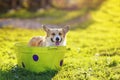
[51,38,62,46]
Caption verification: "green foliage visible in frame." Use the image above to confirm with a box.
[0,8,84,24]
[0,0,120,80]
[0,8,63,18]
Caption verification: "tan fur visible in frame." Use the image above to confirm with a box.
[28,36,45,46]
[28,25,69,47]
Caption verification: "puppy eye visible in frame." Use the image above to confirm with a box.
[59,32,62,35]
[52,33,55,36]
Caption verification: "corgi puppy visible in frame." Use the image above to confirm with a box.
[28,25,69,47]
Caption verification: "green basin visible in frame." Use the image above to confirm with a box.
[15,42,66,73]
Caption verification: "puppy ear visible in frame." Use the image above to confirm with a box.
[42,25,49,32]
[63,25,69,34]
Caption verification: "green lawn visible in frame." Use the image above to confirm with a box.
[0,0,120,80]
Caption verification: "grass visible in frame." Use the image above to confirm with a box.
[0,8,85,24]
[0,0,120,80]
[0,8,67,18]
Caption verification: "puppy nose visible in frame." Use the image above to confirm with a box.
[56,37,59,41]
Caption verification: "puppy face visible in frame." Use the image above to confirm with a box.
[43,25,69,46]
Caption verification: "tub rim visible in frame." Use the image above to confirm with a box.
[15,42,66,53]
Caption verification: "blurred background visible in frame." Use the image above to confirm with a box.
[0,0,120,80]
[0,0,105,29]
[0,0,104,11]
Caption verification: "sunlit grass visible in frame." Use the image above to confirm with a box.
[0,0,120,80]
[0,22,120,80]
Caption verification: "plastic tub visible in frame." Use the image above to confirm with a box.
[15,42,66,73]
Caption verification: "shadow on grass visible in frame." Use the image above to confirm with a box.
[0,66,58,80]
